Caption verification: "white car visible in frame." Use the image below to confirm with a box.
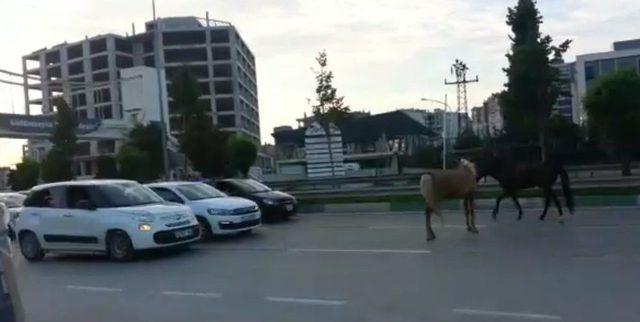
[146,182,261,238]
[14,180,200,262]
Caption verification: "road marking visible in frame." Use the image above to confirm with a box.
[265,296,346,306]
[162,291,221,298]
[368,224,486,229]
[66,285,122,293]
[289,248,431,254]
[453,308,561,320]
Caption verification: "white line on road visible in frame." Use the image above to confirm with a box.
[265,296,346,306]
[66,285,122,293]
[453,308,561,320]
[289,248,431,254]
[162,291,221,298]
[368,224,487,229]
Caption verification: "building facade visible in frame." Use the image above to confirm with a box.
[471,94,503,138]
[20,16,259,176]
[551,58,576,121]
[574,39,640,124]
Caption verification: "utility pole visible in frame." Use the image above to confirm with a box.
[445,59,478,136]
[152,0,171,179]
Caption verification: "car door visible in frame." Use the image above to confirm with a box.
[59,186,102,251]
[35,186,71,250]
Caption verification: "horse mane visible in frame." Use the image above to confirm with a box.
[459,159,477,177]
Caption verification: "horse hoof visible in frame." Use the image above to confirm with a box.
[539,216,545,221]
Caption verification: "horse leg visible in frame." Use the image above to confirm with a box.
[463,197,471,231]
[512,194,523,221]
[425,206,436,241]
[492,193,505,221]
[469,197,479,234]
[549,189,564,217]
[540,189,552,221]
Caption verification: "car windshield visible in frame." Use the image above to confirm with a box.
[0,194,25,208]
[232,179,272,193]
[176,183,226,201]
[93,182,164,208]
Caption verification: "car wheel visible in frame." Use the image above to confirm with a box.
[107,231,135,262]
[19,231,44,262]
[196,217,213,241]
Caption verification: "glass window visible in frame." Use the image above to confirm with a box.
[97,106,113,119]
[68,61,84,75]
[91,182,164,208]
[164,48,207,63]
[151,187,184,204]
[210,30,230,43]
[67,44,83,60]
[24,187,65,208]
[175,183,226,201]
[213,64,232,77]
[66,186,93,209]
[116,55,133,69]
[214,80,233,94]
[92,72,109,82]
[90,38,107,54]
[212,47,231,60]
[91,55,109,71]
[93,88,111,103]
[229,179,271,193]
[600,59,615,75]
[98,140,115,154]
[163,31,206,46]
[215,97,234,111]
[616,56,638,72]
[217,115,235,127]
[76,142,91,156]
[585,61,598,81]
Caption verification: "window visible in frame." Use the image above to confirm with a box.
[83,160,93,176]
[67,44,83,60]
[116,55,133,68]
[215,97,234,111]
[214,80,233,94]
[585,61,598,81]
[163,31,206,46]
[93,88,111,103]
[210,30,230,43]
[144,55,155,67]
[24,187,65,208]
[96,106,113,119]
[93,72,109,82]
[213,64,232,77]
[143,38,154,52]
[68,61,84,75]
[91,55,109,71]
[77,142,91,156]
[616,56,638,72]
[165,65,209,79]
[175,183,225,201]
[90,38,107,54]
[600,59,615,75]
[212,47,231,60]
[71,93,86,108]
[150,187,184,204]
[217,115,235,127]
[198,82,211,94]
[89,182,164,208]
[164,48,207,63]
[76,109,88,120]
[115,38,132,53]
[66,186,93,209]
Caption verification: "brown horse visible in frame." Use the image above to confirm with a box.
[420,159,479,241]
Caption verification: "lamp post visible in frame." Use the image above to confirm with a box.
[421,95,449,169]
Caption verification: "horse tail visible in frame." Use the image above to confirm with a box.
[420,173,443,223]
[558,166,575,214]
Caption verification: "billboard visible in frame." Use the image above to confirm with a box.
[0,113,101,137]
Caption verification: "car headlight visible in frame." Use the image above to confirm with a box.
[207,209,233,216]
[138,224,152,232]
[263,199,278,205]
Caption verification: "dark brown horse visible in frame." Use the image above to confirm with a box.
[476,155,575,221]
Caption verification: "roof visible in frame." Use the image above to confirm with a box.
[33,179,136,190]
[272,110,435,146]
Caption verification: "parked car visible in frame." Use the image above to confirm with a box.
[0,193,27,240]
[209,179,297,222]
[14,180,200,262]
[146,182,261,239]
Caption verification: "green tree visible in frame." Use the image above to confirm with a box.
[227,134,258,177]
[169,69,228,177]
[8,158,40,191]
[127,123,164,179]
[41,98,77,182]
[312,50,351,125]
[95,156,119,179]
[584,70,640,176]
[117,145,151,182]
[454,128,483,150]
[546,114,583,156]
[499,0,571,158]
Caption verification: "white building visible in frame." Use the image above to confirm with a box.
[402,108,468,146]
[573,39,640,124]
[471,94,503,138]
[20,15,259,176]
[551,58,577,121]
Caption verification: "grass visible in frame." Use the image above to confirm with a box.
[298,186,640,205]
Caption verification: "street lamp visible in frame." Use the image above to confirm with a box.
[421,95,449,169]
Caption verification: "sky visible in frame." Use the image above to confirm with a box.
[0,0,639,167]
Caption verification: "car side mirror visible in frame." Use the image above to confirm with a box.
[76,200,96,210]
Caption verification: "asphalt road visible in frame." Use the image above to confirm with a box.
[10,206,640,322]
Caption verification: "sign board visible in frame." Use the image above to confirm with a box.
[0,113,101,136]
[305,122,345,178]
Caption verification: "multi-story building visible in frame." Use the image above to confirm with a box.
[574,39,640,123]
[21,15,259,176]
[471,94,503,138]
[551,58,576,121]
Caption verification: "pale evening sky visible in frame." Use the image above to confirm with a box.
[0,0,639,167]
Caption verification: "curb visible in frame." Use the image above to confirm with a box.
[298,195,640,214]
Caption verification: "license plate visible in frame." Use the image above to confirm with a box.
[241,214,255,221]
[174,228,192,238]
[285,205,294,211]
